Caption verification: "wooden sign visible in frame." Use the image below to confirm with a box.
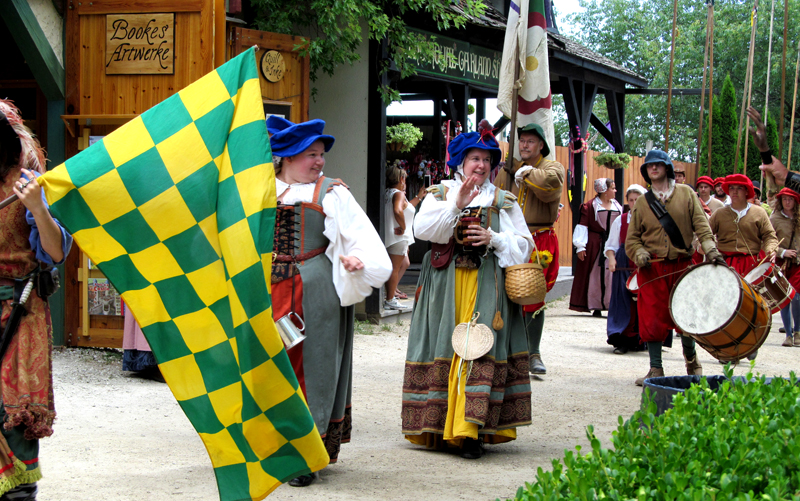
[260,50,286,83]
[105,13,174,75]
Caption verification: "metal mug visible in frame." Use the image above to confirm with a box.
[275,312,306,350]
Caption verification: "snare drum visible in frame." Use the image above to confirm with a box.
[626,271,639,301]
[744,262,796,314]
[670,262,771,362]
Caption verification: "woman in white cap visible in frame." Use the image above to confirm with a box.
[604,184,647,354]
[267,116,391,487]
[570,178,623,316]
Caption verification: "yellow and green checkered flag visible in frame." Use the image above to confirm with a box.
[38,48,329,501]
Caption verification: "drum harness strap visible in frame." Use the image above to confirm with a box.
[644,191,693,254]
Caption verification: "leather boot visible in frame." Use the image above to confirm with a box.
[685,356,703,376]
[529,354,546,375]
[782,336,794,347]
[289,473,317,487]
[635,367,664,386]
[794,332,800,347]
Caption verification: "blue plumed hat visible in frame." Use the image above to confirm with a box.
[266,116,335,158]
[446,130,502,169]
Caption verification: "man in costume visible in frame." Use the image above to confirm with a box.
[712,177,730,205]
[493,123,565,376]
[0,100,73,500]
[626,149,724,386]
[708,174,778,278]
[696,176,725,213]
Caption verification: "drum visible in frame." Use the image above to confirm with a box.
[626,271,639,301]
[670,262,771,362]
[743,262,796,314]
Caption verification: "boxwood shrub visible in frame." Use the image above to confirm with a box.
[508,367,800,500]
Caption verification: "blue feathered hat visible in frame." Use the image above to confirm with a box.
[266,116,335,158]
[446,130,502,169]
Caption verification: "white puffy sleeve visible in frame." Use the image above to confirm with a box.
[323,186,393,306]
[413,192,461,244]
[604,216,623,255]
[573,224,588,253]
[490,203,534,268]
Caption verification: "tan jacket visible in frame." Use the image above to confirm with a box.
[709,205,779,256]
[493,156,565,232]
[626,184,715,261]
[702,196,725,213]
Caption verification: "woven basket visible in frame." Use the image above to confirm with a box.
[505,263,546,305]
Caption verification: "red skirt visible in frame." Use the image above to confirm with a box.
[636,258,691,343]
[524,228,560,313]
[271,275,307,396]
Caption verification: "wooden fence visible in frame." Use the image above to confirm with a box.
[550,147,696,267]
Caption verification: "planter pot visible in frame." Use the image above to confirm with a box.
[643,375,786,416]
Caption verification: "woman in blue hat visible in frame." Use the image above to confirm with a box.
[401,127,534,459]
[267,116,392,486]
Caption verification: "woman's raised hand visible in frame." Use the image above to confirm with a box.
[455,175,481,210]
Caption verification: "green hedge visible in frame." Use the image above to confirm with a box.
[507,367,800,501]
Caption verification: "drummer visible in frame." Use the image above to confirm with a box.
[708,174,778,277]
[769,188,800,347]
[625,149,724,386]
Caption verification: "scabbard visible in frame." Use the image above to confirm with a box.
[0,279,30,364]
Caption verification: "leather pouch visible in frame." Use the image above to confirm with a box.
[431,237,455,269]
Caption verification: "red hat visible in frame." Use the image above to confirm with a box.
[696,176,714,188]
[713,177,725,186]
[722,174,755,200]
[776,188,800,206]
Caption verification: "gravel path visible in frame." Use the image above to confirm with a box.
[38,298,798,500]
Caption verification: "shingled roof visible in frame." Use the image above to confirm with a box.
[452,0,648,88]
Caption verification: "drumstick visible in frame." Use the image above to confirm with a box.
[756,238,783,268]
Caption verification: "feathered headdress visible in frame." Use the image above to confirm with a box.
[0,99,46,175]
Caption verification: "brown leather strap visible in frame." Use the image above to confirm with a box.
[274,247,326,263]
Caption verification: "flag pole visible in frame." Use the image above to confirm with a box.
[504,43,521,191]
[0,194,18,211]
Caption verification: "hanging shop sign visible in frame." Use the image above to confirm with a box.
[105,13,175,75]
[260,50,286,83]
[409,29,501,90]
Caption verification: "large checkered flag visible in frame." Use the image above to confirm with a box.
[37,48,329,501]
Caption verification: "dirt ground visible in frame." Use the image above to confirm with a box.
[39,297,799,501]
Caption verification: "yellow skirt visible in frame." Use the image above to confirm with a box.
[406,268,515,448]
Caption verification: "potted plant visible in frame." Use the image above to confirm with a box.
[386,123,424,153]
[594,151,632,169]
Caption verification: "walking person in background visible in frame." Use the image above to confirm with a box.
[604,184,647,354]
[266,116,391,487]
[492,123,564,376]
[0,100,73,500]
[769,188,800,347]
[384,166,425,310]
[570,178,622,316]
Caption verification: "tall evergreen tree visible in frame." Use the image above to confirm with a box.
[699,74,738,179]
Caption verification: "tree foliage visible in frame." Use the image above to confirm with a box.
[699,74,739,179]
[250,0,486,104]
[562,0,800,167]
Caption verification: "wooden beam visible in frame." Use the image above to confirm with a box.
[73,0,204,14]
[0,0,65,100]
[625,88,719,96]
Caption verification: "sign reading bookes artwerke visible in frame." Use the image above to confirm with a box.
[105,14,174,75]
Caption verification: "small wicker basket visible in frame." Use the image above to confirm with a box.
[505,263,547,305]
